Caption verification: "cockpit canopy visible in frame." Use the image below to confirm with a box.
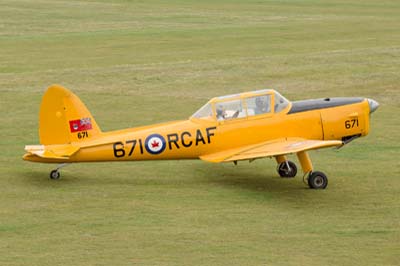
[191,89,290,121]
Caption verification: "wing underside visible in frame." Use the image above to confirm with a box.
[200,138,343,163]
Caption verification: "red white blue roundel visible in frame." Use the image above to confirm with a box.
[145,134,166,155]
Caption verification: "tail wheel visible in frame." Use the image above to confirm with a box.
[50,170,61,180]
[308,171,328,189]
[277,161,297,178]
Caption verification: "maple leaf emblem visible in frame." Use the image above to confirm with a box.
[151,140,160,148]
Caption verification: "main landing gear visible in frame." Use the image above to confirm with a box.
[307,171,328,189]
[275,153,329,189]
[277,160,297,178]
[49,163,68,180]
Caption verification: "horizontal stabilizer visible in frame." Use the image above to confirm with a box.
[24,144,80,161]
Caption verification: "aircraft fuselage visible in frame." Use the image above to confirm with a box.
[59,97,371,163]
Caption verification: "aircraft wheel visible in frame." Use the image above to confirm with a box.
[50,170,61,180]
[277,161,297,178]
[308,171,328,189]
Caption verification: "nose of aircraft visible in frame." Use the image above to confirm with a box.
[367,98,379,114]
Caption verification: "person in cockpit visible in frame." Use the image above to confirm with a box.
[255,96,270,114]
[216,105,226,120]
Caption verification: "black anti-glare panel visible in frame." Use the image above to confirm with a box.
[288,97,364,114]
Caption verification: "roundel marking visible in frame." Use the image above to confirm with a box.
[145,134,166,155]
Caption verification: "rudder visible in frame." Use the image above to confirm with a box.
[39,84,102,145]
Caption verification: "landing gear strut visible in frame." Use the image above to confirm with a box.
[49,163,68,180]
[296,151,329,189]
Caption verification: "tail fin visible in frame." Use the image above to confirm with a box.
[39,84,102,145]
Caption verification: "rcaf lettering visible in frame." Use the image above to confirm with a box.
[112,127,217,158]
[206,127,216,143]
[195,130,206,146]
[181,131,192,147]
[167,133,179,149]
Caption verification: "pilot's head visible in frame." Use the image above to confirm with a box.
[255,97,265,108]
[216,105,224,117]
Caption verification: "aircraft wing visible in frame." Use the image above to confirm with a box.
[200,138,343,163]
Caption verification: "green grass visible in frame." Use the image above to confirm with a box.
[0,0,399,265]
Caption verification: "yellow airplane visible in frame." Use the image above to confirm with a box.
[23,85,379,189]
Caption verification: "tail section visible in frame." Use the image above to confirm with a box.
[39,84,102,145]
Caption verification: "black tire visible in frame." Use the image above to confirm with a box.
[308,171,328,189]
[50,170,60,180]
[277,161,297,178]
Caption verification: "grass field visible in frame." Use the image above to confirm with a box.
[1,0,399,265]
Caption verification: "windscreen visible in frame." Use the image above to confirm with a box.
[274,91,289,113]
[191,103,213,120]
